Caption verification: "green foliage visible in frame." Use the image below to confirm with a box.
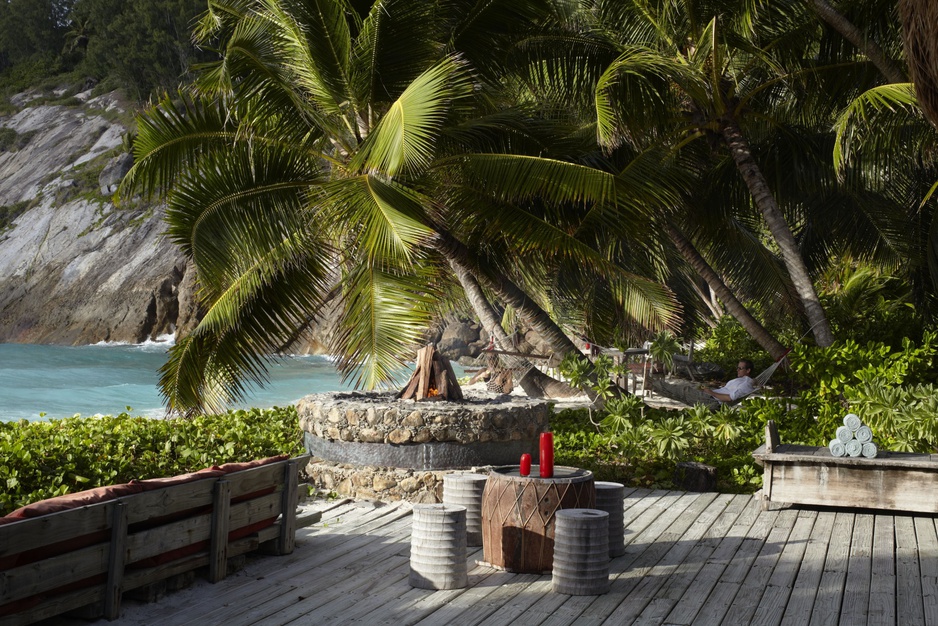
[0,406,302,515]
[694,316,769,376]
[0,127,36,152]
[551,399,767,493]
[648,330,682,372]
[819,262,923,348]
[0,199,33,231]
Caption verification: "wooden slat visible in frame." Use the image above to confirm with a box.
[4,585,105,626]
[867,514,897,625]
[635,494,750,624]
[277,460,299,555]
[765,461,938,513]
[840,513,874,625]
[597,493,726,623]
[808,511,855,625]
[0,500,113,557]
[690,507,789,625]
[778,510,837,626]
[896,515,926,626]
[104,501,128,620]
[0,542,109,603]
[123,480,216,524]
[182,509,416,626]
[746,511,818,626]
[916,516,938,625]
[664,496,766,625]
[123,491,281,564]
[209,479,231,583]
[148,502,414,626]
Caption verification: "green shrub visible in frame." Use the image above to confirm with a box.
[0,406,303,515]
[694,316,772,376]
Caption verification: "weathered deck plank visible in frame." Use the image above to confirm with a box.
[778,510,836,626]
[46,489,938,626]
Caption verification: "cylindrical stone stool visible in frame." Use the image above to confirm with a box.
[409,504,468,590]
[443,473,488,547]
[551,509,610,595]
[594,481,625,557]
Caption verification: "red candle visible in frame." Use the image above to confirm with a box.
[519,453,531,476]
[539,432,554,478]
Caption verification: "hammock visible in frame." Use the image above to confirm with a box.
[727,349,791,405]
[476,349,536,394]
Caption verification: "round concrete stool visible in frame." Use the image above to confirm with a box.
[551,509,610,595]
[409,504,468,590]
[443,473,488,547]
[594,481,625,557]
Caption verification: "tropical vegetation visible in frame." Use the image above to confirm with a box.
[0,406,302,515]
[5,0,938,493]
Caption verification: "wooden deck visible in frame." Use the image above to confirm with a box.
[53,488,938,626]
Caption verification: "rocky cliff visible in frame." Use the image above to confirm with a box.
[0,89,195,344]
[0,87,523,360]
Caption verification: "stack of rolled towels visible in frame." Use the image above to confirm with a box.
[828,413,877,458]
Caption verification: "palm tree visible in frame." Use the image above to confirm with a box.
[123,0,683,412]
[588,1,844,346]
[898,0,938,129]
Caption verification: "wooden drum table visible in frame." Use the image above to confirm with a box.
[481,466,595,573]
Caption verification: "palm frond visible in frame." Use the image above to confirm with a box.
[332,260,442,389]
[833,82,922,175]
[351,56,473,176]
[322,175,434,265]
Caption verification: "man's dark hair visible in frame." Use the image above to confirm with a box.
[738,358,754,372]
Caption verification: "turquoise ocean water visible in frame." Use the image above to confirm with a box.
[0,341,362,422]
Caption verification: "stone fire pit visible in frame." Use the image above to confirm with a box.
[297,391,551,502]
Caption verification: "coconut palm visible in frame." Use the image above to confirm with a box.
[123,0,686,412]
[898,0,938,129]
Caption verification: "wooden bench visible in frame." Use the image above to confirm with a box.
[753,421,938,513]
[0,454,312,625]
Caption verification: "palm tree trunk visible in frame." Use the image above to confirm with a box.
[665,223,788,359]
[719,114,835,347]
[809,0,906,84]
[448,260,581,398]
[898,0,938,129]
[433,229,583,358]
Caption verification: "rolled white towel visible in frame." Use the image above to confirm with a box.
[843,413,862,432]
[862,442,878,458]
[855,425,873,444]
[836,425,854,444]
[829,439,846,457]
[845,439,863,457]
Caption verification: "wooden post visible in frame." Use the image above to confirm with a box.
[762,420,779,509]
[277,459,299,555]
[209,479,231,582]
[766,420,780,453]
[104,502,128,621]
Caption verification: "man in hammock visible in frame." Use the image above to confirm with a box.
[651,358,756,409]
[697,359,756,404]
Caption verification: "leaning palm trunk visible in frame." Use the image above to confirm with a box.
[899,0,938,129]
[665,223,789,360]
[448,260,580,399]
[434,230,583,359]
[720,115,835,347]
[810,0,905,83]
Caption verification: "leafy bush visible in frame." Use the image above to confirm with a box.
[0,406,303,515]
[694,316,772,376]
[552,331,938,495]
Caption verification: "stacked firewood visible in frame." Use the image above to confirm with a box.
[828,413,878,458]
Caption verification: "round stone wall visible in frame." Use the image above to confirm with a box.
[297,391,552,502]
